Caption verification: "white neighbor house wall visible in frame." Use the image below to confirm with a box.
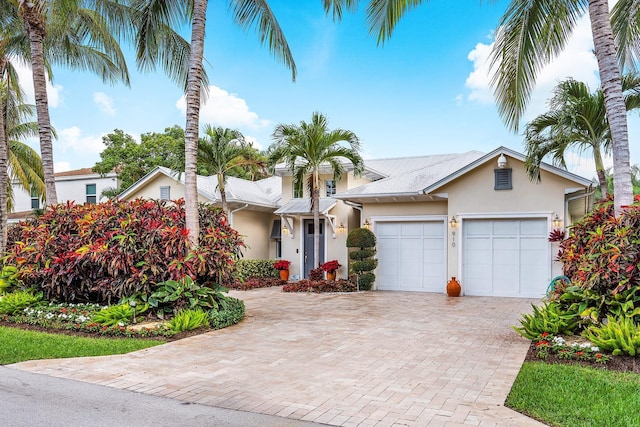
[12,168,118,213]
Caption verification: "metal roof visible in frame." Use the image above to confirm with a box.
[274,198,336,215]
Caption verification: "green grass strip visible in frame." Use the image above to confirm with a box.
[506,362,640,427]
[0,326,165,365]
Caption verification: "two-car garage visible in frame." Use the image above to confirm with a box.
[374,217,550,298]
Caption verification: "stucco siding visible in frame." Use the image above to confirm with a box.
[232,209,275,260]
[122,174,211,203]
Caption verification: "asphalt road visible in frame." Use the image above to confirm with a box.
[1,366,325,427]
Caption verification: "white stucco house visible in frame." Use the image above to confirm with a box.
[118,146,594,298]
[10,168,118,222]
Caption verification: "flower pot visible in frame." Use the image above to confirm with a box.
[279,269,290,281]
[326,271,336,281]
[446,277,461,297]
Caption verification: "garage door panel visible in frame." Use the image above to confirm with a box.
[463,218,549,297]
[376,221,445,292]
[493,221,518,235]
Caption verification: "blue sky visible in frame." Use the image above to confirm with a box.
[14,0,640,179]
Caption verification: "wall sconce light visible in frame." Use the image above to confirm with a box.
[449,216,458,228]
[363,219,371,230]
[338,222,345,233]
[497,153,507,168]
[552,214,562,229]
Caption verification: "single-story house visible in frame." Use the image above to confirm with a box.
[120,147,594,298]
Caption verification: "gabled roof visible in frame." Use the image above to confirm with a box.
[118,166,281,209]
[420,146,593,194]
[333,147,592,202]
[274,198,336,215]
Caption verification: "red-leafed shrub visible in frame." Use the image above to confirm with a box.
[5,199,244,304]
[282,279,356,293]
[557,195,640,295]
[229,277,284,290]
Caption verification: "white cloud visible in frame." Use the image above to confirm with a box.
[54,162,72,173]
[12,58,63,108]
[465,15,599,121]
[93,92,116,115]
[176,85,270,130]
[57,127,106,154]
[243,135,263,150]
[563,150,613,180]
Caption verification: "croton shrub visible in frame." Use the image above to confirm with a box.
[5,199,244,304]
[557,195,640,295]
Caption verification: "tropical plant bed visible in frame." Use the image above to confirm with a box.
[525,340,640,373]
[282,279,357,293]
[229,277,286,291]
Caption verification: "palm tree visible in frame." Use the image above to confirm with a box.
[524,75,640,197]
[268,112,364,270]
[490,0,633,216]
[198,124,265,214]
[5,0,129,205]
[322,0,635,216]
[0,58,45,251]
[132,0,296,246]
[595,166,640,200]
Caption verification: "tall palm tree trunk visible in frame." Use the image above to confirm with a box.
[593,145,608,197]
[589,0,633,215]
[312,170,320,269]
[0,56,8,253]
[184,0,208,246]
[218,172,228,214]
[21,5,57,205]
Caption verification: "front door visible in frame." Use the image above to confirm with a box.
[303,219,325,278]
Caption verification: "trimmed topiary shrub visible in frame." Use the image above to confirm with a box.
[209,297,245,329]
[346,227,378,291]
[5,199,244,304]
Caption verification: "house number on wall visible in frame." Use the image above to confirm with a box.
[451,231,456,247]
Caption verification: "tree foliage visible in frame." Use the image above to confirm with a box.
[93,126,185,195]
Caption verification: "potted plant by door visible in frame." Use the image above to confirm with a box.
[274,260,292,281]
[321,260,341,281]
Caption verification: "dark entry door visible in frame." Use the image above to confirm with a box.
[303,219,325,278]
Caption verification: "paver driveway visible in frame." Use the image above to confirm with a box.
[11,287,545,426]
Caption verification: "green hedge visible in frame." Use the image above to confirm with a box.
[236,259,279,280]
[209,298,245,329]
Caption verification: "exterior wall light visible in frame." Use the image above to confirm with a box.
[497,154,507,168]
[363,219,371,230]
[449,216,458,228]
[553,214,562,229]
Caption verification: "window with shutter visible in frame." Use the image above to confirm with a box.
[494,169,512,190]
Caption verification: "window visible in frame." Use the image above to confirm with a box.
[30,188,40,210]
[494,169,512,190]
[325,180,336,196]
[293,186,303,199]
[160,186,171,201]
[86,184,97,204]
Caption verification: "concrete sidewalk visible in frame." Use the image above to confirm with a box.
[11,287,544,426]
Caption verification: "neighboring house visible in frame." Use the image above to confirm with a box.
[118,167,282,260]
[9,168,118,222]
[119,147,593,298]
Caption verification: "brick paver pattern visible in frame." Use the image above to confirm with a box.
[11,287,545,426]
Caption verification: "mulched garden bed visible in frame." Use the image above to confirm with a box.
[525,341,640,373]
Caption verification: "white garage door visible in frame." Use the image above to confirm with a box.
[463,218,549,297]
[376,221,446,292]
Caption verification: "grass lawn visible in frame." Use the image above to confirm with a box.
[506,362,640,427]
[0,326,165,365]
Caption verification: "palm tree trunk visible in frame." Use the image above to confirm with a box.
[592,145,608,197]
[312,169,320,269]
[588,0,633,215]
[21,5,57,205]
[0,57,8,253]
[184,0,208,247]
[218,172,228,214]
